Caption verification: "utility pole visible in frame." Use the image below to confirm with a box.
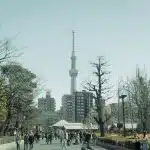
[98,57,104,137]
[117,87,120,123]
[119,94,127,137]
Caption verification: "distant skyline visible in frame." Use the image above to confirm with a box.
[1,0,150,109]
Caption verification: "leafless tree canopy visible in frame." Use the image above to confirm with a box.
[82,56,113,137]
[117,67,150,132]
[0,36,23,64]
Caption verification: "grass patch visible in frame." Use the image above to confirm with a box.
[95,132,135,141]
[96,132,150,144]
[96,132,150,150]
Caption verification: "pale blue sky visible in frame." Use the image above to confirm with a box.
[0,0,150,109]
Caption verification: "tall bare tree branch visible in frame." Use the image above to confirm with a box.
[82,56,113,137]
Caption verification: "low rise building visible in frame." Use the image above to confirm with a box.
[38,91,56,112]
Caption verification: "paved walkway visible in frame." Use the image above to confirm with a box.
[10,140,107,150]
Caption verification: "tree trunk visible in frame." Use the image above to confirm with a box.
[15,120,19,128]
[3,124,9,136]
[0,109,11,136]
[98,117,105,137]
[0,118,10,136]
[100,122,105,137]
[143,121,146,132]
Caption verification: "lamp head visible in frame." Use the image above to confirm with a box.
[119,95,127,99]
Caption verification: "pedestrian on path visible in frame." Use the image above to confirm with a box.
[92,132,97,146]
[58,129,63,146]
[28,130,34,150]
[24,132,29,150]
[141,131,149,150]
[48,131,53,144]
[15,131,21,150]
[61,128,68,150]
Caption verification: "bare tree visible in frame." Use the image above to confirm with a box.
[83,56,113,137]
[114,77,139,133]
[0,35,23,64]
[122,67,150,132]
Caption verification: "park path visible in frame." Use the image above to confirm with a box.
[10,139,107,150]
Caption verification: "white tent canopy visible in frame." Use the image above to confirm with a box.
[64,123,98,130]
[52,120,98,130]
[52,120,68,127]
[64,123,83,130]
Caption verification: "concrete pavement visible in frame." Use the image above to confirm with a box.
[0,140,24,150]
[9,139,107,150]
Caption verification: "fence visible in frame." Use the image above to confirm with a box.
[0,136,15,145]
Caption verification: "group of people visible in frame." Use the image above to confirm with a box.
[57,127,97,150]
[15,130,39,150]
[15,128,97,150]
[135,131,149,150]
[45,131,53,144]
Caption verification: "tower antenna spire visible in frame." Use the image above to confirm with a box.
[72,30,75,52]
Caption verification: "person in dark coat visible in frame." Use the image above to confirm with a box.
[28,130,34,149]
[83,131,94,150]
[24,132,29,150]
[48,131,53,144]
[79,131,83,143]
[85,131,91,144]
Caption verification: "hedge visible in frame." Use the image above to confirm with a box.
[97,137,150,150]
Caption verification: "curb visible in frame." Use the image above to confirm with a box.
[0,140,24,150]
[97,142,131,150]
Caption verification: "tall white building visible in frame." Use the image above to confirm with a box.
[69,31,78,94]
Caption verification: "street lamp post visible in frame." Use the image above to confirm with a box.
[119,94,127,137]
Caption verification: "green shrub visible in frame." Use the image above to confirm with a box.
[97,137,135,149]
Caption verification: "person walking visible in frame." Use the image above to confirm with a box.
[58,129,63,146]
[61,128,68,150]
[54,131,57,140]
[28,130,34,150]
[24,132,29,150]
[15,131,21,150]
[84,131,92,149]
[37,132,40,142]
[48,131,53,144]
[92,132,97,146]
[79,131,83,143]
[141,131,149,150]
[34,132,38,143]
